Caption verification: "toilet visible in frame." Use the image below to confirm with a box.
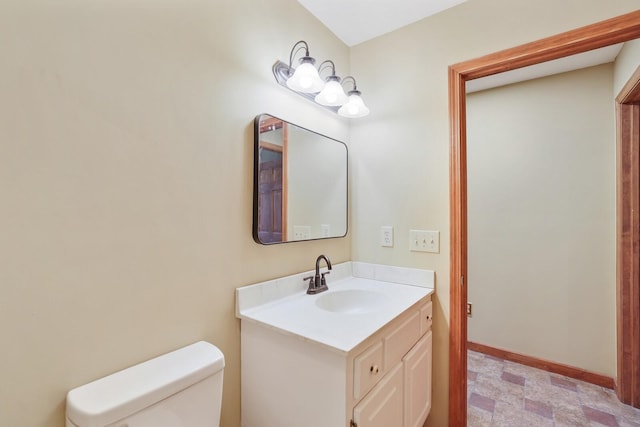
[65,341,224,427]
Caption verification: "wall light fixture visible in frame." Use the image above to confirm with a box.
[284,41,325,93]
[314,60,348,107]
[338,76,370,118]
[272,40,370,118]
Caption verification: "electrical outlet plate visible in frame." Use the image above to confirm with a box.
[380,226,394,247]
[409,230,440,253]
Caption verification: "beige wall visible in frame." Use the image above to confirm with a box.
[3,0,640,426]
[466,64,616,376]
[287,126,348,239]
[0,1,350,426]
[349,1,639,425]
[615,39,640,95]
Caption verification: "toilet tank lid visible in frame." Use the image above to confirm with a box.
[66,341,224,427]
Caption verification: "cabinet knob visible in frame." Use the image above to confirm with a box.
[370,365,379,375]
[426,315,432,321]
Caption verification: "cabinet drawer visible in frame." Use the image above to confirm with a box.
[384,310,421,368]
[420,301,433,335]
[353,362,404,427]
[353,341,384,400]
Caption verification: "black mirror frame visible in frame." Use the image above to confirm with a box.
[252,113,349,245]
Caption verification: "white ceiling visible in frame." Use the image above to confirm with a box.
[298,1,626,92]
[297,0,467,47]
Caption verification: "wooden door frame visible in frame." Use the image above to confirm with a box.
[282,122,289,241]
[616,64,640,407]
[448,11,640,425]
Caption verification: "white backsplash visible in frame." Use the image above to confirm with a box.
[352,262,435,288]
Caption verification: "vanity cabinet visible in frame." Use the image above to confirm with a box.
[240,295,433,427]
[403,332,433,427]
[351,300,433,427]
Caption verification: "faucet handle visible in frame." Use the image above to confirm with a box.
[305,275,323,294]
[303,275,315,288]
[320,271,330,287]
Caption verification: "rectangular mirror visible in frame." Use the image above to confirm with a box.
[253,114,348,244]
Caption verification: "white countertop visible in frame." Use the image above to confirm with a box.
[236,263,434,353]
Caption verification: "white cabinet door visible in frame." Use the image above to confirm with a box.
[353,363,403,427]
[403,331,432,427]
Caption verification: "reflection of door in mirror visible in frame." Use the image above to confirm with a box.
[257,118,288,243]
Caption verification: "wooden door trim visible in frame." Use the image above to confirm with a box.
[282,123,289,241]
[616,67,640,407]
[448,63,467,427]
[449,11,640,425]
[618,65,640,103]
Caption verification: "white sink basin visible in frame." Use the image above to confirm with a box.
[237,266,434,352]
[315,289,387,314]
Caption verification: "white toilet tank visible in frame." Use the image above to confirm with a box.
[66,341,224,427]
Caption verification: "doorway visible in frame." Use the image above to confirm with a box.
[448,11,640,426]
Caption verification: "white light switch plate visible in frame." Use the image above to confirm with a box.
[409,230,439,253]
[380,226,394,247]
[293,225,311,240]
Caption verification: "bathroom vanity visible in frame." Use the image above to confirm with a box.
[236,262,434,427]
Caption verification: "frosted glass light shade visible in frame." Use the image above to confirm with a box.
[338,91,370,118]
[286,59,325,93]
[315,77,348,106]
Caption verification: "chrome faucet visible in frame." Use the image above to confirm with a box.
[304,254,332,294]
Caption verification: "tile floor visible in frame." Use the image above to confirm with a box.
[467,350,640,426]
